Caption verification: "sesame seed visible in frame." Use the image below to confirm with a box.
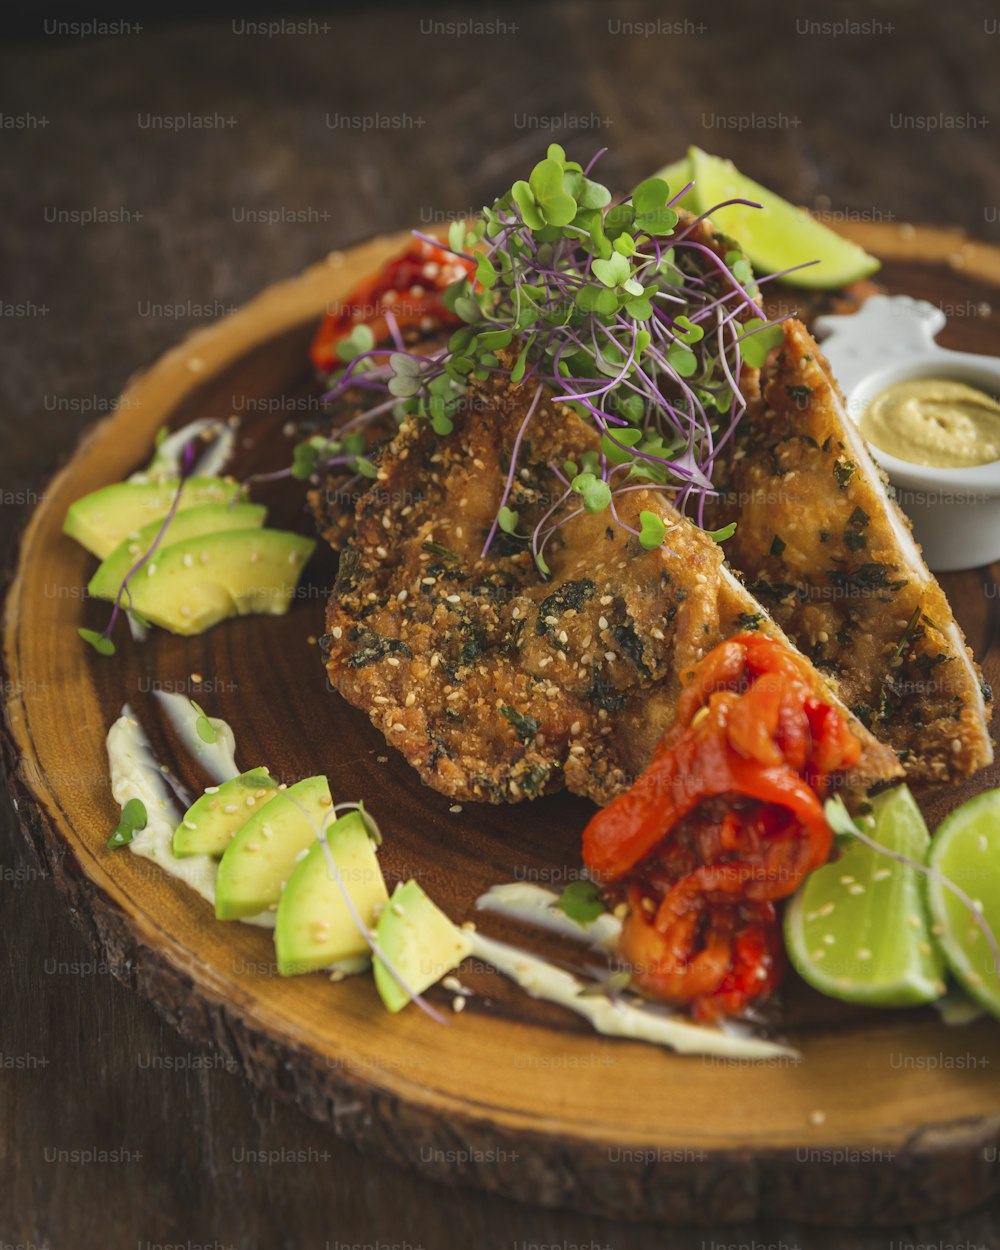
[182,553,193,568]
[245,796,256,808]
[223,804,238,815]
[839,875,855,885]
[392,723,406,732]
[332,626,343,639]
[245,842,260,853]
[205,786,220,795]
[808,1110,826,1126]
[856,948,872,961]
[451,996,466,1014]
[183,819,197,830]
[405,691,416,707]
[847,884,865,896]
[199,551,210,564]
[147,562,157,577]
[449,804,462,813]
[598,616,609,631]
[822,934,835,945]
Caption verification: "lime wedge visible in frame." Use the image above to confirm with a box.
[784,785,945,1005]
[927,789,1000,1020]
[654,146,880,289]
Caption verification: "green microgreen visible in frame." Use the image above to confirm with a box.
[705,522,737,543]
[190,700,218,744]
[555,879,609,927]
[314,145,803,574]
[107,798,147,848]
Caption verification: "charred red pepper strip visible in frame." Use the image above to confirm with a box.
[310,238,475,371]
[581,632,863,1020]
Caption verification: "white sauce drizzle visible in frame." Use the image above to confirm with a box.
[468,932,795,1060]
[107,706,272,928]
[154,690,239,784]
[107,715,798,1054]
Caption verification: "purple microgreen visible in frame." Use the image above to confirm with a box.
[282,791,448,1024]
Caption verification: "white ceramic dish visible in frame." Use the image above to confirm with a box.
[815,294,1000,571]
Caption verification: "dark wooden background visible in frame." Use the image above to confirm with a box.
[3,1,1000,1245]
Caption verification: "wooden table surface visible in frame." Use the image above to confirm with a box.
[2,1,1000,1246]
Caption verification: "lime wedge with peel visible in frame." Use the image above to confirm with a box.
[927,789,1000,1020]
[784,785,945,1006]
[653,146,880,289]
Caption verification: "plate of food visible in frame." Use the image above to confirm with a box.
[4,145,1000,1226]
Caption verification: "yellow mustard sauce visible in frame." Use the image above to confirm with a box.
[859,377,1000,468]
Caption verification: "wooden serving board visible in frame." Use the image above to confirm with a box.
[3,223,1000,1227]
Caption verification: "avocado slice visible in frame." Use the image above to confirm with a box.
[373,880,473,1013]
[64,476,243,559]
[171,767,276,859]
[88,502,267,600]
[105,527,316,636]
[274,812,388,975]
[215,775,333,920]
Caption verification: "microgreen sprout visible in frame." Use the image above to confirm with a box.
[107,797,147,849]
[555,879,608,927]
[312,145,803,573]
[190,700,218,745]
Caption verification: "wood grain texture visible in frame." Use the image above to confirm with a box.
[3,220,1000,1230]
[3,3,1000,1246]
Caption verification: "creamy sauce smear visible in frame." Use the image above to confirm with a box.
[473,883,796,1060]
[107,712,795,1057]
[107,706,273,928]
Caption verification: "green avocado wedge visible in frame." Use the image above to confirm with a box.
[274,812,388,976]
[373,880,473,1013]
[88,502,267,601]
[101,527,316,636]
[171,767,276,859]
[215,775,332,920]
[63,476,244,559]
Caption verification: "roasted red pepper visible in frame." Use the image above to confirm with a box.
[582,632,861,1022]
[310,237,474,372]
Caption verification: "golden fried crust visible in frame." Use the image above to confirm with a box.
[322,362,900,804]
[708,318,994,782]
